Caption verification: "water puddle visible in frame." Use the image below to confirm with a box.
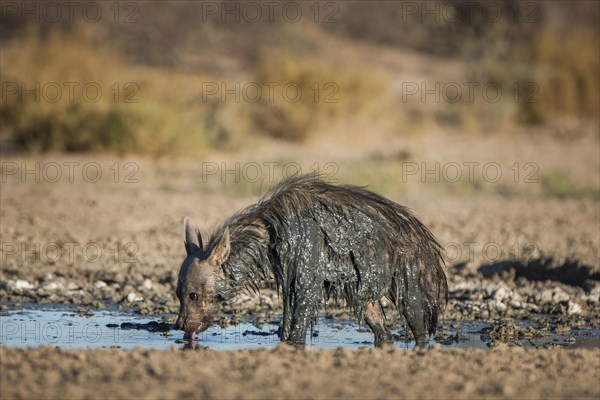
[1,306,598,350]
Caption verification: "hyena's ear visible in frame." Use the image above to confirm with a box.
[210,227,230,266]
[184,216,203,256]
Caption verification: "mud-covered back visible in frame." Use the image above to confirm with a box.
[207,175,448,334]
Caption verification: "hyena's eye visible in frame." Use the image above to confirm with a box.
[189,292,198,301]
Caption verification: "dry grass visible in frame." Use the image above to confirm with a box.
[525,27,600,125]
[249,49,386,141]
[0,2,598,155]
[0,25,388,154]
[0,27,213,156]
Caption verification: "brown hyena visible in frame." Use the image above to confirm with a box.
[175,175,448,347]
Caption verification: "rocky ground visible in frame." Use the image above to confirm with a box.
[1,154,598,332]
[1,132,599,399]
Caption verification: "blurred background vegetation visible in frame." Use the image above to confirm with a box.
[0,0,598,156]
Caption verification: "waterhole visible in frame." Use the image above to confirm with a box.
[1,305,598,350]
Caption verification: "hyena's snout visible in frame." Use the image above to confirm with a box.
[174,315,185,331]
[175,313,197,340]
[174,309,205,336]
[175,306,192,332]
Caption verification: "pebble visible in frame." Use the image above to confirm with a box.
[94,280,108,289]
[127,292,144,302]
[581,286,600,304]
[538,287,570,304]
[43,282,64,291]
[567,301,582,315]
[139,279,153,291]
[490,300,507,312]
[11,280,34,290]
[491,286,512,303]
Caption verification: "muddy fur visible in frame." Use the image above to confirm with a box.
[181,175,448,346]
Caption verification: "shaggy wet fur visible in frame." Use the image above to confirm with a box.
[201,175,448,346]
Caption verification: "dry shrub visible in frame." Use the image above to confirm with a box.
[248,50,385,141]
[471,4,599,130]
[522,27,599,125]
[0,26,213,156]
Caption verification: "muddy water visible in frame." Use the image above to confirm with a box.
[1,306,598,350]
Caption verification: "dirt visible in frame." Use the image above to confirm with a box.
[1,132,599,399]
[1,345,599,399]
[1,142,598,324]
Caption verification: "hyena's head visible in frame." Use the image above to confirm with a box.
[175,217,230,339]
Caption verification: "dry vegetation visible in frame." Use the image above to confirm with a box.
[1,1,598,159]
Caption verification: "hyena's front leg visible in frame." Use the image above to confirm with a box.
[279,288,293,342]
[288,268,322,345]
[287,277,320,346]
[284,222,321,346]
